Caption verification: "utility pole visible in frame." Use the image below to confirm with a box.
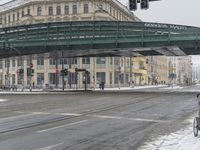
[29,55,33,92]
[130,56,133,87]
[61,51,64,91]
[55,52,58,89]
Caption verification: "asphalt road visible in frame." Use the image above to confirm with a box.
[0,86,198,150]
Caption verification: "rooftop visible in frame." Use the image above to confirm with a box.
[0,0,134,17]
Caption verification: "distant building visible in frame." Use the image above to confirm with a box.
[147,56,169,85]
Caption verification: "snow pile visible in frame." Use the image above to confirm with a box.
[95,85,166,91]
[163,85,183,90]
[140,119,200,150]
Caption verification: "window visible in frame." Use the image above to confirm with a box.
[37,73,44,85]
[49,6,53,15]
[17,12,20,20]
[12,74,15,85]
[110,57,113,65]
[71,58,77,64]
[12,59,15,67]
[4,16,7,24]
[8,15,10,23]
[114,71,119,84]
[114,57,120,65]
[96,72,105,83]
[110,72,112,84]
[64,5,69,15]
[22,10,24,17]
[49,58,56,65]
[12,14,15,22]
[56,6,61,15]
[84,3,89,13]
[17,58,23,67]
[49,73,58,84]
[5,59,10,68]
[82,57,90,64]
[0,17,2,24]
[37,56,44,66]
[113,9,115,17]
[139,62,145,69]
[72,5,77,14]
[0,60,2,69]
[26,57,31,66]
[27,8,30,15]
[70,73,77,84]
[96,57,106,64]
[60,58,68,64]
[37,7,42,16]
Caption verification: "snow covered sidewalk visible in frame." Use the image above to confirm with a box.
[95,85,167,91]
[140,118,200,150]
[162,85,183,90]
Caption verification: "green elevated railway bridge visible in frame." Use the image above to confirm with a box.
[0,21,200,58]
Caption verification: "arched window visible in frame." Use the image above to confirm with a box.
[49,6,53,15]
[56,6,61,15]
[84,3,88,13]
[37,7,42,16]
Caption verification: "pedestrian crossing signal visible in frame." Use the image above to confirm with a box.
[61,68,68,76]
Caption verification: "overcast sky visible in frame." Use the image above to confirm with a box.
[119,0,200,27]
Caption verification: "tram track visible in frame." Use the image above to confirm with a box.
[0,93,165,134]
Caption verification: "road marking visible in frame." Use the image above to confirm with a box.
[55,113,82,116]
[35,142,63,150]
[0,113,46,122]
[129,118,170,123]
[37,120,88,133]
[88,115,169,123]
[0,99,8,102]
[89,115,123,119]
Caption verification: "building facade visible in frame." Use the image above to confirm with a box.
[132,57,148,85]
[147,56,169,85]
[0,0,136,89]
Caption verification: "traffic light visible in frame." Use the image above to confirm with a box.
[129,0,137,11]
[64,68,68,76]
[61,68,68,76]
[27,68,34,76]
[18,69,24,74]
[141,0,149,9]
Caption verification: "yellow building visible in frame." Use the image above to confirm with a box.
[132,57,148,85]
